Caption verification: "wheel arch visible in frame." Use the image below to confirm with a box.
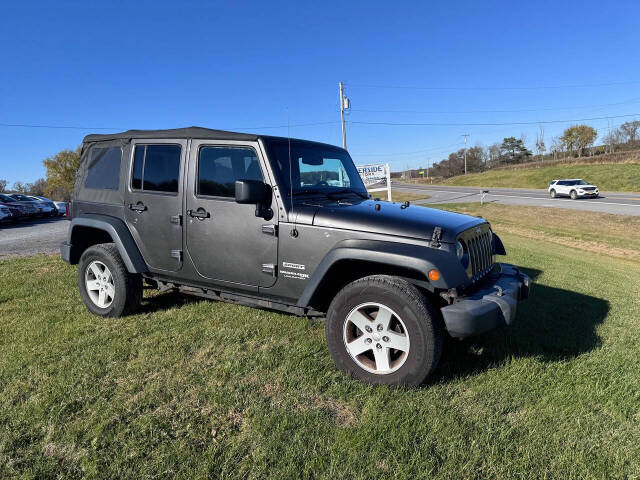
[296,240,460,312]
[65,215,147,273]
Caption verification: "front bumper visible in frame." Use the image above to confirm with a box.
[440,264,531,339]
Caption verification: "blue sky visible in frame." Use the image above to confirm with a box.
[1,0,639,185]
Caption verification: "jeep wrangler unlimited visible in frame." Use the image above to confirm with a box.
[61,127,530,386]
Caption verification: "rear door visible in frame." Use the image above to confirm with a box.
[124,139,187,272]
[184,140,278,288]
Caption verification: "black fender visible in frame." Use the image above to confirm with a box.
[492,233,507,255]
[296,239,468,308]
[61,214,148,273]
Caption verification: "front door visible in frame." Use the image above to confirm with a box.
[185,141,278,288]
[124,139,186,272]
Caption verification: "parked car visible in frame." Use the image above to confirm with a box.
[0,201,22,221]
[0,205,14,224]
[9,193,47,216]
[0,193,38,218]
[62,127,530,387]
[54,201,68,216]
[29,195,58,217]
[548,179,599,199]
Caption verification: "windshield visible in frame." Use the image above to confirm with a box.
[0,194,16,203]
[11,194,32,201]
[264,139,367,197]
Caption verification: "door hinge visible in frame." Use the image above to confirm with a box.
[170,250,182,261]
[170,214,182,225]
[261,224,278,236]
[261,263,276,276]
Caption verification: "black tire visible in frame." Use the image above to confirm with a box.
[550,189,556,198]
[325,275,444,387]
[78,243,142,317]
[570,190,577,200]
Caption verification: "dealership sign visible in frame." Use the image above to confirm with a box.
[356,163,392,201]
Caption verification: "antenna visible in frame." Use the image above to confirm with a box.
[287,111,298,238]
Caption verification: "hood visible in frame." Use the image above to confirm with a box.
[308,199,486,243]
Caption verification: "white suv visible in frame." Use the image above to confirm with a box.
[548,179,599,199]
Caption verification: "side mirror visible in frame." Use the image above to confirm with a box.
[235,180,271,204]
[235,180,273,220]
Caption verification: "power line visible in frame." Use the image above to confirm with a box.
[345,80,640,91]
[0,120,339,131]
[349,98,640,115]
[349,113,640,127]
[353,140,464,157]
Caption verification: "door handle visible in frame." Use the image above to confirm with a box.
[128,202,147,212]
[187,208,210,220]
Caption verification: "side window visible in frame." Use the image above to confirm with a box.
[197,147,262,197]
[85,146,122,190]
[131,144,181,193]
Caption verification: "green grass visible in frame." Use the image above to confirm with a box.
[388,190,430,203]
[1,214,640,478]
[432,162,640,191]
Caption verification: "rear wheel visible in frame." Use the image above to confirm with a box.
[550,189,556,198]
[570,190,578,200]
[78,243,142,317]
[325,275,443,387]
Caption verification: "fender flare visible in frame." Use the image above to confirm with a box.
[66,214,148,273]
[296,239,467,308]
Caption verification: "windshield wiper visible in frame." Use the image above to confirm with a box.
[289,189,328,197]
[326,188,369,200]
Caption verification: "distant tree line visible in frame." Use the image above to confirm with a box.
[406,121,640,179]
[1,146,81,201]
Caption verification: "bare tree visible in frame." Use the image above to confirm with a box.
[550,136,562,160]
[0,179,7,192]
[620,120,640,144]
[535,125,546,162]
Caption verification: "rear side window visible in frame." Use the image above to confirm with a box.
[131,145,181,193]
[85,146,122,190]
[197,146,262,197]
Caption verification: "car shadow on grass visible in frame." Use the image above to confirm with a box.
[138,289,199,314]
[433,266,610,382]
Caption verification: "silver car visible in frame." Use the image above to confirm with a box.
[29,196,59,217]
[54,201,68,216]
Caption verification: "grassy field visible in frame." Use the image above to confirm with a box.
[431,162,640,191]
[1,206,640,479]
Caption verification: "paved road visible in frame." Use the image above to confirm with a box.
[394,183,640,216]
[0,217,68,259]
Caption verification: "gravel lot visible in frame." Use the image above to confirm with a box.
[0,218,68,259]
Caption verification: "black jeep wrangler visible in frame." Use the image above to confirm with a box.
[62,127,530,386]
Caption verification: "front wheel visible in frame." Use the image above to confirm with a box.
[550,189,556,198]
[570,190,578,200]
[325,275,444,387]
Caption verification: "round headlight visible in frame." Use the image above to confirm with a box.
[456,240,464,260]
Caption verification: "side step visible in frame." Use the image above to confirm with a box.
[155,280,324,317]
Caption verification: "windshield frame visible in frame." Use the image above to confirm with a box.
[263,138,368,205]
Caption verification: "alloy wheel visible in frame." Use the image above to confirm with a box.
[85,260,115,308]
[342,302,410,374]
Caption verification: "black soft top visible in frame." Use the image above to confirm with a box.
[82,126,343,152]
[82,126,259,143]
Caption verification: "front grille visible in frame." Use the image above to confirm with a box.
[459,225,495,281]
[583,187,596,191]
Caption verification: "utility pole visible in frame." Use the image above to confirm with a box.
[462,134,470,175]
[339,82,349,149]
